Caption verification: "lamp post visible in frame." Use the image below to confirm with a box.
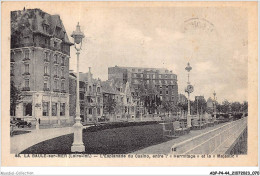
[213,91,217,122]
[185,62,194,128]
[71,22,85,152]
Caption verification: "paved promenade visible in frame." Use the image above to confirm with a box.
[131,122,231,154]
[11,127,74,154]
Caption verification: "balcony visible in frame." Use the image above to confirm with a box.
[22,58,30,62]
[53,75,59,79]
[53,61,59,65]
[61,90,66,93]
[10,72,14,76]
[60,76,65,80]
[22,72,30,76]
[11,58,15,63]
[44,59,50,63]
[44,73,50,77]
[61,63,65,67]
[22,87,30,91]
[53,89,60,92]
[43,87,50,91]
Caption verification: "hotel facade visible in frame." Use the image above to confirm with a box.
[11,8,73,124]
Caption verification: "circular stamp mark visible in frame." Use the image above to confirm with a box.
[183,18,215,33]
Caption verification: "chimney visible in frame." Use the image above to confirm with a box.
[88,67,92,82]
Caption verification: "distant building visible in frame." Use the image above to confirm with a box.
[178,94,188,104]
[207,97,214,113]
[108,66,178,116]
[102,80,136,122]
[11,8,73,124]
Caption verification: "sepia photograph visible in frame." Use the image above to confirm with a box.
[1,1,258,169]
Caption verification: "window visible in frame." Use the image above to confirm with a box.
[61,57,65,65]
[138,69,141,72]
[10,64,14,75]
[131,106,135,113]
[80,92,84,100]
[25,50,29,59]
[159,75,162,78]
[54,55,58,63]
[97,97,100,103]
[89,86,92,92]
[166,91,168,95]
[25,63,29,73]
[87,97,91,103]
[61,81,65,90]
[54,80,58,89]
[88,108,92,115]
[23,103,32,116]
[42,102,49,116]
[61,68,64,77]
[25,79,29,87]
[97,108,100,115]
[160,91,162,95]
[52,103,57,116]
[132,69,135,72]
[60,103,65,116]
[45,52,48,61]
[44,80,48,89]
[44,66,48,75]
[56,66,58,76]
[165,75,168,78]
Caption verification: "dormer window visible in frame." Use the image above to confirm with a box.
[25,50,29,59]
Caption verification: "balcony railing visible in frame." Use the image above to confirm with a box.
[53,61,59,65]
[61,63,65,67]
[53,75,59,79]
[44,59,50,63]
[61,90,66,93]
[43,87,50,91]
[44,73,50,77]
[60,76,65,80]
[53,89,60,92]
[22,72,30,76]
[22,87,30,91]
[22,58,30,61]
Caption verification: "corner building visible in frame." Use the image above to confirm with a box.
[10,8,73,124]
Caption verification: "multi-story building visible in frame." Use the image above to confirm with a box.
[11,8,73,124]
[108,66,178,116]
[82,68,103,124]
[102,80,136,122]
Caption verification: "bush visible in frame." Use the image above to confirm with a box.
[83,121,159,133]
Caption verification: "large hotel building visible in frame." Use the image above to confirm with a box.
[108,66,178,116]
[11,8,73,124]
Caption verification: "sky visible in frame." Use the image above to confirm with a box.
[13,3,248,103]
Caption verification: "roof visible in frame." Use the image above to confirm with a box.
[101,80,118,94]
[110,66,175,75]
[11,8,73,45]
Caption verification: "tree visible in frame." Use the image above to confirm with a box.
[10,80,22,116]
[242,101,248,113]
[103,95,117,115]
[220,100,231,113]
[231,102,242,113]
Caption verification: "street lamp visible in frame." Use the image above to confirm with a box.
[71,22,85,152]
[185,62,194,128]
[213,91,217,122]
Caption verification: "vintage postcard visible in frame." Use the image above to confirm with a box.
[1,1,258,167]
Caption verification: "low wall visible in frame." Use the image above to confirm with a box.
[170,117,247,154]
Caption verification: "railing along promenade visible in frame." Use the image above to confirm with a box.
[170,117,247,154]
